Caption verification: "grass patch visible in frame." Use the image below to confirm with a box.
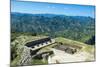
[31,59,48,65]
[54,37,94,53]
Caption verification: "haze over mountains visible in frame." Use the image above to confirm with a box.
[11,12,95,44]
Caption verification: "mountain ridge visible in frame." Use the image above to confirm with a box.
[11,12,95,43]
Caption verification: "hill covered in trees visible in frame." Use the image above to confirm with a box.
[11,12,95,44]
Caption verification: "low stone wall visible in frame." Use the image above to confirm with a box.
[54,43,81,54]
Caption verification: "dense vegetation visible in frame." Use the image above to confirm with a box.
[11,12,95,44]
[85,36,95,45]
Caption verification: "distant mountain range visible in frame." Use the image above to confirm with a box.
[11,12,95,43]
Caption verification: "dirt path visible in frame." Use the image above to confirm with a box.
[48,48,94,64]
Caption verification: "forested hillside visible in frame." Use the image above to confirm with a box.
[11,12,95,44]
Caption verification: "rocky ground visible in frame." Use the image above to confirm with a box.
[48,48,95,64]
[11,35,95,66]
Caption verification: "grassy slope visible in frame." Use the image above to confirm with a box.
[11,35,48,66]
[39,37,95,55]
[11,35,95,66]
[54,37,95,53]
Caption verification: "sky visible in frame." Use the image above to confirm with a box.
[11,1,95,18]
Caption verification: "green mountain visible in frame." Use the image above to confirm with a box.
[11,12,95,44]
